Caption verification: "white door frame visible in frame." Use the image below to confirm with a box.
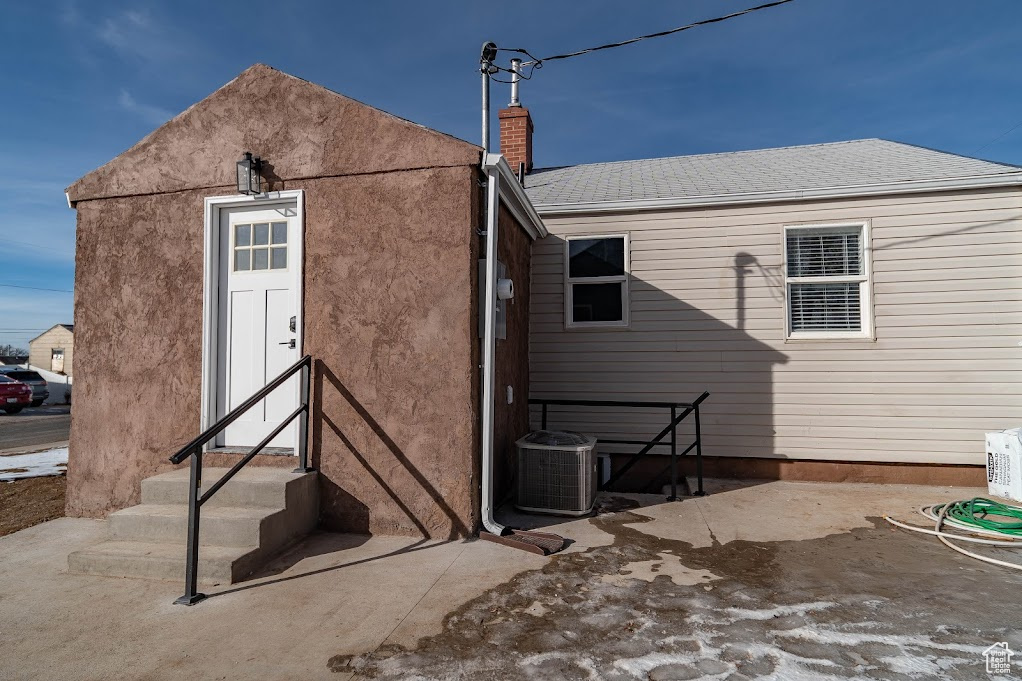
[200,190,305,453]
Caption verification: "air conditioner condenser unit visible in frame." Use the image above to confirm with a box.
[515,430,598,516]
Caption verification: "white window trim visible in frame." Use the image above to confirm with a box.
[782,221,874,341]
[564,233,630,329]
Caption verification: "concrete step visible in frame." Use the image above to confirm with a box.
[69,467,319,584]
[67,540,261,585]
[107,504,290,548]
[142,467,314,510]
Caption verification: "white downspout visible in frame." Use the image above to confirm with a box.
[481,160,505,536]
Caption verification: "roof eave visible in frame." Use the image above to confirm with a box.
[28,323,69,345]
[482,153,548,239]
[532,172,1022,216]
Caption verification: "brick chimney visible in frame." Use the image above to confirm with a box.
[498,105,534,174]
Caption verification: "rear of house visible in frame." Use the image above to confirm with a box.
[63,63,1022,580]
[520,135,1022,485]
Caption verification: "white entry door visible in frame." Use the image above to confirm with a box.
[215,203,300,449]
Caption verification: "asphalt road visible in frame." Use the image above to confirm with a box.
[0,407,71,454]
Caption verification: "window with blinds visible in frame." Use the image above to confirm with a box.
[784,224,871,338]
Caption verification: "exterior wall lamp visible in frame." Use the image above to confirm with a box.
[236,152,263,195]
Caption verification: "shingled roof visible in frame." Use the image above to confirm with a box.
[524,139,1022,212]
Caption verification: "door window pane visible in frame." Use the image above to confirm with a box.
[232,220,289,273]
[271,222,287,244]
[270,247,287,269]
[252,248,269,270]
[569,238,625,278]
[572,283,623,323]
[235,224,251,247]
[253,223,269,246]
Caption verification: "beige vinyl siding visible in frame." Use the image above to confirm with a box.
[530,187,1022,465]
[28,326,74,376]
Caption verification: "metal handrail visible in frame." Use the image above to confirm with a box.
[169,354,313,605]
[529,391,710,500]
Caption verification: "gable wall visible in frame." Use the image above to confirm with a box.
[66,64,480,204]
[530,187,1022,471]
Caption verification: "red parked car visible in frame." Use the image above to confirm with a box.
[0,375,32,414]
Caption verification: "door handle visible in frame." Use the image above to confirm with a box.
[279,339,296,349]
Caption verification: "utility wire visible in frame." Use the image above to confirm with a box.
[972,119,1022,156]
[514,0,796,65]
[0,283,73,293]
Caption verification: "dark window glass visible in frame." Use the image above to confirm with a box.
[0,376,13,383]
[4,371,41,382]
[569,238,625,278]
[572,283,623,323]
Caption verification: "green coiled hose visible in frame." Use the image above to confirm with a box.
[930,498,1022,537]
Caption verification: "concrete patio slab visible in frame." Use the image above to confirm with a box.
[2,480,1020,680]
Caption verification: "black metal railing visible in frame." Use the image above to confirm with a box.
[168,354,313,605]
[529,391,710,500]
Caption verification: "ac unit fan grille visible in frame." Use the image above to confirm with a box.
[517,446,596,514]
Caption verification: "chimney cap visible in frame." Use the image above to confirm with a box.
[509,58,522,107]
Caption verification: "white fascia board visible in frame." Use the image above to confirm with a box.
[533,171,1022,216]
[482,153,549,239]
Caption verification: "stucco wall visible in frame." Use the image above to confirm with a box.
[492,204,533,503]
[297,166,479,538]
[67,166,483,538]
[65,64,547,538]
[67,65,479,204]
[64,62,498,538]
[68,188,212,517]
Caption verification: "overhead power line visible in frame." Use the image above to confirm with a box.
[498,0,795,70]
[972,119,1022,156]
[0,283,73,293]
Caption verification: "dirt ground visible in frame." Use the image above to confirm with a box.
[0,475,66,537]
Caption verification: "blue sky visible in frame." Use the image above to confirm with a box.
[1,0,1021,349]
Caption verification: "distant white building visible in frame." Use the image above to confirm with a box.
[29,324,74,377]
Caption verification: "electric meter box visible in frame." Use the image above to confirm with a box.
[985,429,1022,503]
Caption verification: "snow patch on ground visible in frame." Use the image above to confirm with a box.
[520,651,601,679]
[724,601,836,621]
[775,626,989,655]
[601,551,721,587]
[0,447,68,481]
[610,605,991,680]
